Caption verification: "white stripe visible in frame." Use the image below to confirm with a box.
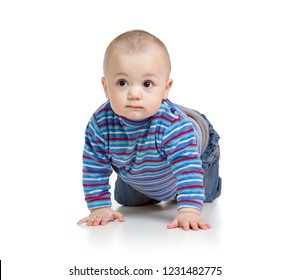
[133,153,164,160]
[102,128,148,135]
[177,194,204,198]
[83,177,106,181]
[173,165,202,174]
[83,148,95,155]
[109,140,156,149]
[178,179,203,184]
[83,164,108,169]
[89,123,99,138]
[86,189,103,194]
[96,115,119,123]
[158,108,179,120]
[163,122,192,141]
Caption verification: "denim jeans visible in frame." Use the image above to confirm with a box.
[199,111,222,202]
[114,107,222,206]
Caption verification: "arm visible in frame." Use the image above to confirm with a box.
[78,118,124,226]
[163,121,210,230]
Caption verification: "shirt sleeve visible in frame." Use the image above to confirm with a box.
[82,117,113,209]
[163,120,205,211]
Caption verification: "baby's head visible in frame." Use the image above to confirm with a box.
[102,30,173,120]
[103,30,171,77]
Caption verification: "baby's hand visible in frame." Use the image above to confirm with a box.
[77,207,125,226]
[167,208,211,231]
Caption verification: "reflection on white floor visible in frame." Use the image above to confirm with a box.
[74,169,224,259]
[74,198,224,258]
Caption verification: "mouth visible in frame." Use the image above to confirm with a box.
[126,105,143,109]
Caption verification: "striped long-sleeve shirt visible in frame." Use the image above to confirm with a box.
[83,100,205,210]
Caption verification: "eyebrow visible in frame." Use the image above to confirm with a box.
[143,73,158,78]
[114,73,128,77]
[114,73,158,78]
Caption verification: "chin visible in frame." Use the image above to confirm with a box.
[127,114,147,120]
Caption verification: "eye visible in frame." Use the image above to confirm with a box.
[143,81,153,88]
[117,80,128,87]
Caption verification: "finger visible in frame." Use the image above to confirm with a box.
[87,219,95,226]
[86,216,101,226]
[189,221,199,231]
[198,223,208,230]
[181,222,190,231]
[91,218,102,226]
[202,222,212,230]
[198,223,210,230]
[113,212,125,222]
[167,218,178,229]
[100,216,110,225]
[77,217,89,225]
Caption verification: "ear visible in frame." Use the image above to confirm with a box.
[163,79,173,100]
[101,77,109,99]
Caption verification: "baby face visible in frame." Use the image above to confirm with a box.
[102,46,173,120]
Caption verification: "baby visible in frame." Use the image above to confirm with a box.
[77,30,221,231]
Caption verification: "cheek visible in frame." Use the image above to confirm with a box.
[110,93,125,103]
[109,95,126,112]
[150,103,162,113]
[145,98,163,112]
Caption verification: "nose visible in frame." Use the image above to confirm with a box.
[128,86,142,100]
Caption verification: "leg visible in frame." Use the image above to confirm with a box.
[199,113,222,202]
[175,104,222,202]
[114,176,160,206]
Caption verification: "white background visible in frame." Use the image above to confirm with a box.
[1,0,289,279]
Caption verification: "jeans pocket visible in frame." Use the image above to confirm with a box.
[202,144,220,172]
